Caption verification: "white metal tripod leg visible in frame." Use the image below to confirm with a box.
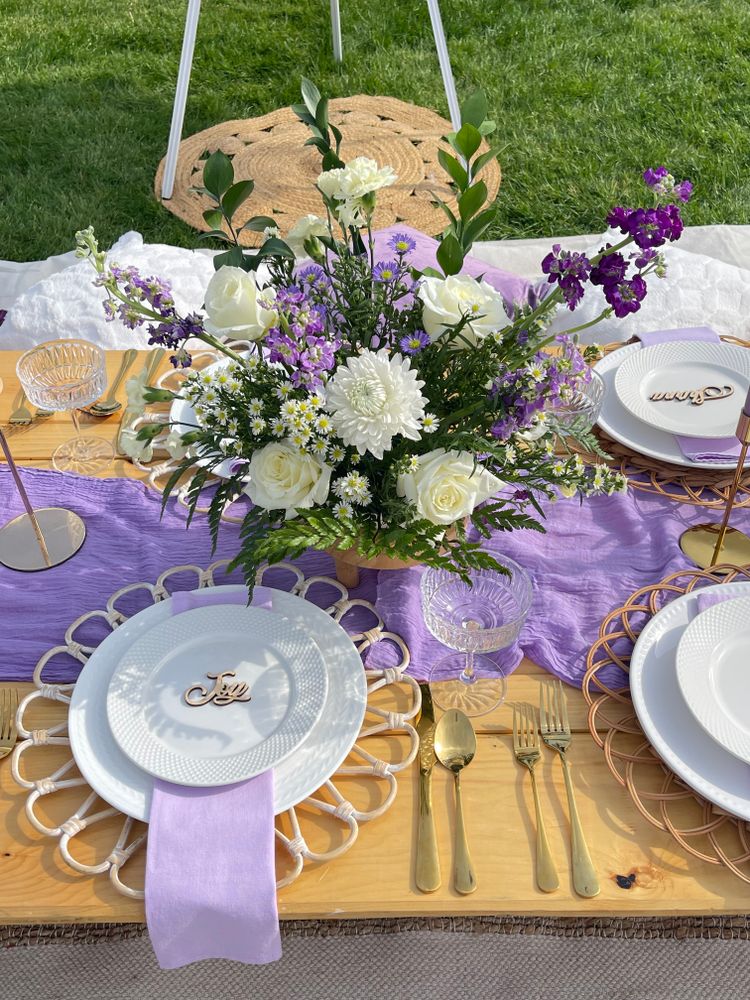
[330,0,343,62]
[161,0,202,200]
[426,0,461,130]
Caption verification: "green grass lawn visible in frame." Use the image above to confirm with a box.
[2,0,750,262]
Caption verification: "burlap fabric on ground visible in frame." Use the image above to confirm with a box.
[3,918,750,999]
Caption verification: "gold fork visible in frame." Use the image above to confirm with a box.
[8,389,34,425]
[0,687,19,761]
[540,680,599,898]
[512,702,559,893]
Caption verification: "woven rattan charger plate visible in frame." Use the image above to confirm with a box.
[595,338,750,509]
[583,564,750,884]
[154,95,501,242]
[11,560,419,900]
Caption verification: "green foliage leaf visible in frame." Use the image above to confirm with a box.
[202,208,224,230]
[436,232,464,276]
[221,180,255,221]
[472,147,501,177]
[458,180,488,222]
[257,237,295,259]
[301,77,322,117]
[202,150,234,199]
[213,245,245,270]
[453,123,482,160]
[437,148,468,189]
[242,215,278,232]
[462,206,498,246]
[461,91,488,128]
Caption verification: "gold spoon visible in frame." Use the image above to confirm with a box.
[434,709,477,895]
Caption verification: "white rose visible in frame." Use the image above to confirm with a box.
[286,214,329,258]
[397,448,502,525]
[203,266,278,341]
[418,274,510,348]
[245,442,332,519]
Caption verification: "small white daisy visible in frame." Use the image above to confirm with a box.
[552,459,566,476]
[289,430,311,449]
[246,356,259,371]
[309,392,324,409]
[505,445,517,463]
[275,383,294,400]
[329,445,346,464]
[406,455,420,472]
[310,438,328,457]
[315,414,333,435]
[200,372,213,386]
[281,400,298,419]
[250,417,267,435]
[527,363,545,382]
[332,501,354,521]
[249,398,264,416]
[270,418,285,437]
[421,413,438,433]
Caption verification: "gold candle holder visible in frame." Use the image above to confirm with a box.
[0,428,86,571]
[680,402,750,570]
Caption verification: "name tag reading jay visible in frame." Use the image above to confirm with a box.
[184,670,252,707]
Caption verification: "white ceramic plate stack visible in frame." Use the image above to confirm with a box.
[594,339,750,468]
[630,582,750,820]
[68,587,368,818]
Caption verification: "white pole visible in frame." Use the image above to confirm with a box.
[161,0,202,200]
[426,0,461,131]
[330,0,343,62]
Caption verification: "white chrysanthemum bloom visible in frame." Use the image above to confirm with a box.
[418,274,510,349]
[325,348,427,459]
[286,214,329,258]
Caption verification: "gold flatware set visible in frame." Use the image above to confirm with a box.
[415,678,598,898]
[0,687,19,763]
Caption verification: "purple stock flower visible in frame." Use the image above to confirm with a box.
[643,166,669,191]
[590,249,628,287]
[603,273,648,318]
[541,245,591,310]
[673,179,693,203]
[606,204,684,249]
[388,233,416,256]
[399,330,430,355]
[373,260,399,283]
[643,166,693,203]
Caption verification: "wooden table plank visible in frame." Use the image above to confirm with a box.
[2,349,748,923]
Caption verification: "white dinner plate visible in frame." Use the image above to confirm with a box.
[629,581,750,821]
[70,588,367,817]
[594,345,739,470]
[170,358,237,479]
[614,341,750,439]
[676,596,750,765]
[106,603,328,786]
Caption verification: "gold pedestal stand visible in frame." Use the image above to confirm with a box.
[680,407,750,570]
[0,428,86,571]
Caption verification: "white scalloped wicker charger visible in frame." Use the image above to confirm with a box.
[675,594,750,765]
[106,603,329,786]
[614,341,750,439]
[11,560,419,898]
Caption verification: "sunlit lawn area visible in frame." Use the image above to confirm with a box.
[2,0,750,261]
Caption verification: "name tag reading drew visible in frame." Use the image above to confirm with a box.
[184,670,252,707]
[649,385,735,407]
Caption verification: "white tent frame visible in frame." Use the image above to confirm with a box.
[160,0,461,200]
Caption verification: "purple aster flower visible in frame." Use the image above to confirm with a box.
[399,330,430,355]
[388,232,416,256]
[603,273,648,318]
[373,260,399,283]
[541,245,591,310]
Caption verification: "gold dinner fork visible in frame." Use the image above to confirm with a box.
[8,389,34,425]
[540,680,599,898]
[512,702,559,893]
[0,687,19,762]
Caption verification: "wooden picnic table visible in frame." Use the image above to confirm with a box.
[1,349,748,924]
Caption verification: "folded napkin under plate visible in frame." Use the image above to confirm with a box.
[635,327,746,464]
[145,588,282,969]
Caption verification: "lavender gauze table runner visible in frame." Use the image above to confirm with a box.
[4,466,750,688]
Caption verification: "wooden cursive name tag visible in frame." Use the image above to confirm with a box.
[649,384,735,407]
[184,670,252,707]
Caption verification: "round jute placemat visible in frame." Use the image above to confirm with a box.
[154,95,501,243]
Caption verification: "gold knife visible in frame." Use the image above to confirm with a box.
[415,682,441,892]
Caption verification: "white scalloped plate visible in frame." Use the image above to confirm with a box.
[70,588,367,815]
[676,595,750,765]
[629,582,750,821]
[614,341,750,438]
[594,345,739,469]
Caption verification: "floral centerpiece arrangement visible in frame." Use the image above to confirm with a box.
[75,81,691,590]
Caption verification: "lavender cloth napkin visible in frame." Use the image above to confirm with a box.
[145,586,281,969]
[635,326,745,463]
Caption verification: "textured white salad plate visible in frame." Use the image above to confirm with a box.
[675,595,750,765]
[614,341,750,439]
[629,582,750,821]
[70,588,367,816]
[106,603,328,786]
[170,358,237,479]
[594,345,738,470]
